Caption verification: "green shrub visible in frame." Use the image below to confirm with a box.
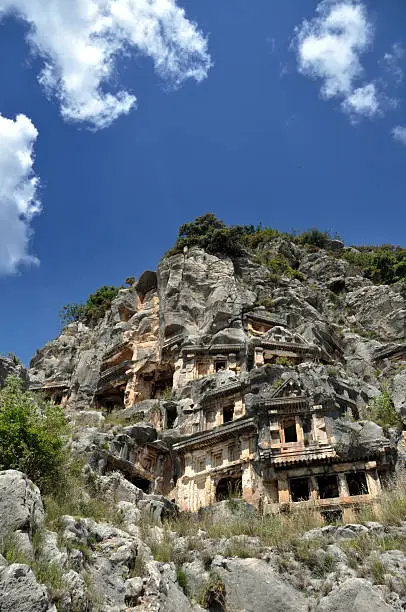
[176,568,188,594]
[253,252,303,281]
[60,285,120,327]
[366,388,402,430]
[341,245,406,286]
[165,213,256,258]
[275,357,294,366]
[299,228,341,249]
[0,376,68,493]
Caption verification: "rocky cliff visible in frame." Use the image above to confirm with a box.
[3,223,406,610]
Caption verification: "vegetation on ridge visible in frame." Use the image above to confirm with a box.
[59,284,120,328]
[164,213,406,289]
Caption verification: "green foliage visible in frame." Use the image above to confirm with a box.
[60,285,120,328]
[125,276,136,286]
[299,228,342,249]
[275,356,294,366]
[165,213,256,257]
[176,568,188,594]
[242,226,283,249]
[341,245,406,285]
[254,252,304,281]
[7,352,21,365]
[84,285,120,323]
[43,461,125,529]
[254,297,275,310]
[0,376,68,493]
[59,302,87,326]
[366,388,402,430]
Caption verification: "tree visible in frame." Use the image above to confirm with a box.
[0,376,68,493]
[59,285,120,329]
[59,303,87,327]
[166,213,253,257]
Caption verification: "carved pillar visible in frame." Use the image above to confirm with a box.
[295,417,304,443]
[366,469,381,497]
[310,476,319,501]
[338,473,349,498]
[277,474,290,504]
[234,398,244,417]
[255,347,264,367]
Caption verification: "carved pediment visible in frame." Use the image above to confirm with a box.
[271,377,303,399]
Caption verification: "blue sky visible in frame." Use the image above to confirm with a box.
[0,0,406,364]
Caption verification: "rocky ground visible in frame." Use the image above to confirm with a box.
[2,468,406,611]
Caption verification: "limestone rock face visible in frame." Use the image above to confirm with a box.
[0,564,56,612]
[332,420,391,459]
[346,285,406,342]
[0,356,28,387]
[0,470,44,540]
[392,370,406,423]
[157,247,256,342]
[212,557,307,612]
[315,577,394,612]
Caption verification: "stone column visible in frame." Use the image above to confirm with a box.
[255,347,264,367]
[277,474,290,504]
[242,463,254,505]
[366,469,382,497]
[295,417,304,443]
[234,398,244,417]
[310,476,319,501]
[338,473,349,498]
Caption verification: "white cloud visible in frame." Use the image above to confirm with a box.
[342,83,380,118]
[295,1,372,96]
[0,0,211,129]
[294,0,389,120]
[0,114,40,275]
[382,43,404,85]
[392,126,406,145]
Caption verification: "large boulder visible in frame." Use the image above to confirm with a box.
[0,564,56,612]
[211,557,307,612]
[0,471,44,540]
[315,577,394,611]
[331,420,390,459]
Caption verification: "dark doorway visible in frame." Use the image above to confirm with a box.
[165,405,177,429]
[289,477,310,502]
[215,475,242,502]
[284,421,297,443]
[223,404,234,423]
[317,475,339,499]
[215,360,227,372]
[346,472,368,496]
[131,476,151,493]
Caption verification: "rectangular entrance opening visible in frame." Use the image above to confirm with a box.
[289,477,310,502]
[223,404,234,423]
[317,475,339,499]
[283,420,297,443]
[346,472,368,496]
[215,360,227,372]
